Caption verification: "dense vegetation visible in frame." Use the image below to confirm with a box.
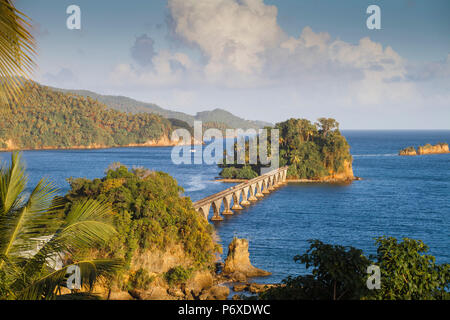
[57,87,271,129]
[64,163,219,286]
[0,81,190,150]
[219,118,353,180]
[260,238,450,300]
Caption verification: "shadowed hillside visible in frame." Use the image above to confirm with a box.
[54,87,272,130]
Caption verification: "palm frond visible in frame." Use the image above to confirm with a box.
[0,177,60,266]
[0,151,27,216]
[56,199,117,251]
[0,0,36,103]
[20,198,115,277]
[18,259,123,300]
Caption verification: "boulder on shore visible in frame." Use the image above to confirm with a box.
[223,238,271,279]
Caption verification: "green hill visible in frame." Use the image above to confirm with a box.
[0,81,190,150]
[54,87,272,129]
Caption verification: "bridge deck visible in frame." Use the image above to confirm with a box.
[192,166,289,220]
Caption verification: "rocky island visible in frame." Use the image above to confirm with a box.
[219,118,356,183]
[399,143,449,156]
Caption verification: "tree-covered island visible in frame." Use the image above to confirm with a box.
[219,118,355,182]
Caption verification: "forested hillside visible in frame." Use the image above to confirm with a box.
[0,82,190,150]
[56,87,272,129]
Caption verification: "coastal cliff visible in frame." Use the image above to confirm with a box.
[399,143,449,156]
[308,159,355,182]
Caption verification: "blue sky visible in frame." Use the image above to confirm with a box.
[16,0,450,129]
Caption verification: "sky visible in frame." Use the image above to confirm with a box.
[16,0,450,129]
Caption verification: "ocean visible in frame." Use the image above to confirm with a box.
[1,130,449,284]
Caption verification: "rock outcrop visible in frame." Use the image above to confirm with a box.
[399,143,449,156]
[322,159,354,182]
[199,285,230,300]
[417,143,449,155]
[222,238,271,281]
[399,146,417,156]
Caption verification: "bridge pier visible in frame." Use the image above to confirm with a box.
[255,180,264,198]
[211,198,223,221]
[223,194,234,215]
[240,186,251,206]
[248,183,258,202]
[232,190,243,210]
[268,175,275,191]
[262,178,270,194]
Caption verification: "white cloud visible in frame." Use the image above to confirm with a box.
[168,0,284,76]
[106,0,448,124]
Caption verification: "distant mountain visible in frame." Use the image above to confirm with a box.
[54,87,272,130]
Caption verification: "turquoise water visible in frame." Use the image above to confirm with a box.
[1,130,449,283]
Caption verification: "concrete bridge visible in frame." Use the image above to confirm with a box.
[193,166,289,221]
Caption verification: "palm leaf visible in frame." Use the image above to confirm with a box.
[21,199,117,277]
[0,177,60,267]
[0,0,35,103]
[0,151,27,216]
[18,259,123,300]
[56,199,117,251]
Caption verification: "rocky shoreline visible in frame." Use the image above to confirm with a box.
[0,136,203,152]
[85,238,274,301]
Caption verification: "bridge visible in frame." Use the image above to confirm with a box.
[193,166,289,221]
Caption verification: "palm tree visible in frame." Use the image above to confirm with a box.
[0,152,122,300]
[0,0,35,103]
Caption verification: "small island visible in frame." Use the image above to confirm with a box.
[219,118,356,183]
[399,143,449,156]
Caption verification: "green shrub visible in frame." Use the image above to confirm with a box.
[128,268,154,290]
[220,167,239,179]
[236,165,258,179]
[164,266,193,286]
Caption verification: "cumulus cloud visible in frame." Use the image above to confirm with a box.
[131,34,156,67]
[108,0,448,120]
[168,0,285,76]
